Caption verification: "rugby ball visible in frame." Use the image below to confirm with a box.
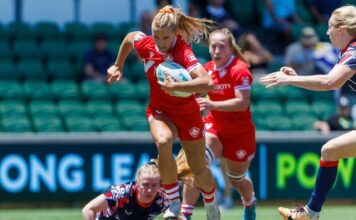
[156,61,193,98]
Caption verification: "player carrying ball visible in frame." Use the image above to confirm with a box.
[107,5,220,220]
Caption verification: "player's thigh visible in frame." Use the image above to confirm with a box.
[149,114,178,146]
[181,138,206,167]
[205,132,223,158]
[322,130,356,159]
[225,159,251,176]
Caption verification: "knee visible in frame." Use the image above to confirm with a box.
[227,171,247,189]
[155,136,174,155]
[189,163,206,176]
[321,140,338,161]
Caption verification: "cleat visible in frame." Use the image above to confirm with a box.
[205,200,221,220]
[243,201,256,220]
[278,206,319,220]
[164,199,181,219]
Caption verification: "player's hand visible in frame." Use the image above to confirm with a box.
[107,65,122,84]
[158,71,178,95]
[260,66,297,88]
[196,97,213,111]
[260,71,290,88]
[280,66,298,76]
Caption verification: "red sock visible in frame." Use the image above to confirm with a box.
[162,182,180,201]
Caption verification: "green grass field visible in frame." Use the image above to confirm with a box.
[0,205,355,220]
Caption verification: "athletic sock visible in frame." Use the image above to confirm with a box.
[307,160,338,212]
[181,203,195,218]
[200,184,216,204]
[242,193,256,208]
[163,182,180,201]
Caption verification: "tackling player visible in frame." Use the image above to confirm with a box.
[261,5,356,220]
[82,162,168,220]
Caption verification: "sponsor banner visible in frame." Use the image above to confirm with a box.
[0,134,355,202]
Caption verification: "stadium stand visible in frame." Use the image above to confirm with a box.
[0,0,344,133]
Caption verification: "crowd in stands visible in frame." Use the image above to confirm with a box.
[0,0,355,214]
[0,0,355,134]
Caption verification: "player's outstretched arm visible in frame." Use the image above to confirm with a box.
[260,64,354,91]
[107,32,138,84]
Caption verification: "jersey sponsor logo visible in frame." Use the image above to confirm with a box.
[188,54,197,62]
[219,69,227,78]
[124,209,133,216]
[155,109,163,114]
[164,54,173,62]
[236,149,247,160]
[150,51,155,58]
[242,76,250,86]
[214,84,231,90]
[189,127,200,138]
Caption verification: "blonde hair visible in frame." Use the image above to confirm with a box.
[136,161,160,182]
[209,28,249,66]
[176,149,195,187]
[152,5,215,43]
[331,5,356,36]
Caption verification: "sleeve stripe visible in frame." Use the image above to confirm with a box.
[132,32,146,48]
[187,63,201,73]
[235,85,251,91]
[339,55,353,64]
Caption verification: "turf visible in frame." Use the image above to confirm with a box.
[0,205,355,220]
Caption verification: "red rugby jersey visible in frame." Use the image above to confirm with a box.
[204,56,254,133]
[133,32,201,114]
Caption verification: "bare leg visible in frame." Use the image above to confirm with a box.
[321,130,356,161]
[149,115,178,184]
[226,160,254,202]
[181,138,213,192]
[220,158,233,209]
[149,115,181,219]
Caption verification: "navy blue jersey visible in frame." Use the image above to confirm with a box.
[339,40,356,69]
[339,39,356,91]
[96,182,169,220]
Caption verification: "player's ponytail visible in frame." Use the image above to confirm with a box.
[176,149,195,187]
[152,5,215,43]
[209,28,249,66]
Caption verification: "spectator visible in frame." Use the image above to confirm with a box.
[239,32,274,76]
[308,0,342,24]
[314,96,354,134]
[204,0,242,37]
[262,0,304,45]
[83,33,115,83]
[139,11,153,35]
[284,26,338,75]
